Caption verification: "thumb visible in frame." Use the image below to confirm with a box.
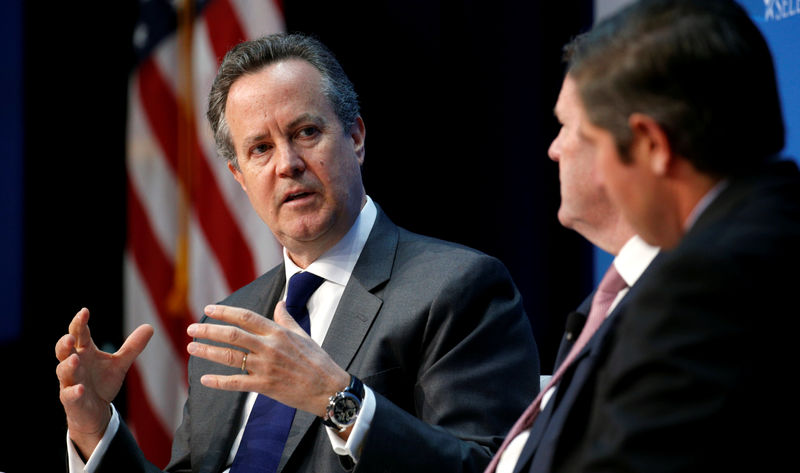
[273,301,309,336]
[115,324,154,370]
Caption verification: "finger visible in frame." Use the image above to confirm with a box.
[59,383,86,405]
[203,305,273,334]
[187,321,262,351]
[114,324,154,370]
[55,333,77,362]
[56,353,81,389]
[273,301,309,337]
[68,308,93,350]
[199,373,256,393]
[187,341,248,370]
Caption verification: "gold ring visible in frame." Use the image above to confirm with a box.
[241,353,248,373]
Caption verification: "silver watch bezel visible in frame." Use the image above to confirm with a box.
[325,390,362,431]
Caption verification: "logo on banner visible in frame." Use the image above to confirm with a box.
[764,0,800,21]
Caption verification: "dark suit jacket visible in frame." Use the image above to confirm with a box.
[515,160,800,473]
[98,207,540,473]
[551,296,592,372]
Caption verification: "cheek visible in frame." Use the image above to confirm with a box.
[326,157,362,197]
[596,155,629,207]
[559,161,584,202]
[240,169,278,210]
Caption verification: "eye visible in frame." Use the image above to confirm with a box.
[296,126,320,139]
[250,143,272,156]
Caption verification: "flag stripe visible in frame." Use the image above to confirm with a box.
[204,0,248,62]
[136,56,257,291]
[190,141,257,290]
[124,249,192,414]
[188,217,231,314]
[127,364,174,469]
[127,176,193,368]
[231,0,285,41]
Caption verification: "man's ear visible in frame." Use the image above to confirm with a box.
[228,161,247,192]
[350,116,366,165]
[629,113,673,176]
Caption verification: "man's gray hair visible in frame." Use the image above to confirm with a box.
[207,33,360,168]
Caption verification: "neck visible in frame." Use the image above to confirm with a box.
[658,163,720,249]
[284,194,368,269]
[676,174,720,232]
[588,214,637,256]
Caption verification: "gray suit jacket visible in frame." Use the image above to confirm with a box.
[99,207,540,473]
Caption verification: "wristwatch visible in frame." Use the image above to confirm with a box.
[321,375,364,432]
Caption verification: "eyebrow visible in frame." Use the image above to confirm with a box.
[240,113,329,149]
[242,132,270,149]
[287,113,327,131]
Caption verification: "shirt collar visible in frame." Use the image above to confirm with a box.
[283,196,377,287]
[684,179,729,231]
[613,234,660,288]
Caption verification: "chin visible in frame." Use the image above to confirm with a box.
[557,212,580,232]
[556,209,570,227]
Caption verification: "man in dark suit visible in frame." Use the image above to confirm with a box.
[56,33,540,473]
[491,1,800,472]
[487,50,659,473]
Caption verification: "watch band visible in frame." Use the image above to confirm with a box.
[321,375,364,431]
[346,375,365,400]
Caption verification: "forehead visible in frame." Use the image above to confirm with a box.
[555,75,586,120]
[225,59,331,119]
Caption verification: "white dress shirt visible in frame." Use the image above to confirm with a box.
[495,235,659,473]
[68,196,379,472]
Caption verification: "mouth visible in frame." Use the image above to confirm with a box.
[284,191,314,204]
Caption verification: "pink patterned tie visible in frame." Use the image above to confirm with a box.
[484,264,627,473]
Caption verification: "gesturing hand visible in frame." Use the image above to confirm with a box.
[55,307,154,457]
[187,303,350,418]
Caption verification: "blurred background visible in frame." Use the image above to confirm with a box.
[0,0,796,470]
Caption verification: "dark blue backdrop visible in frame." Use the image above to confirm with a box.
[0,0,23,344]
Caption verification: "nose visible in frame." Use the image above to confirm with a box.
[275,143,306,177]
[548,133,561,162]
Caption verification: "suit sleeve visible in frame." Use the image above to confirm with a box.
[93,420,178,473]
[355,254,540,473]
[93,380,196,473]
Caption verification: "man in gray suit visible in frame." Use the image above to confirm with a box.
[56,33,539,473]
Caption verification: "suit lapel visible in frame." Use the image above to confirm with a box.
[552,294,593,370]
[512,286,635,473]
[278,209,397,472]
[512,307,619,473]
[512,252,670,472]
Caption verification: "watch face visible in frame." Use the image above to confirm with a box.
[333,392,361,425]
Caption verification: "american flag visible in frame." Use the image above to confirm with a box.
[124,0,284,466]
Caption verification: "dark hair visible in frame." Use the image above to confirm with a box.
[564,0,784,176]
[207,33,360,168]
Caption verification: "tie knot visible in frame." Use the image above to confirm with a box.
[597,264,627,296]
[285,271,325,320]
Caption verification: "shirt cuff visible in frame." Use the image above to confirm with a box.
[325,384,376,462]
[66,403,120,473]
